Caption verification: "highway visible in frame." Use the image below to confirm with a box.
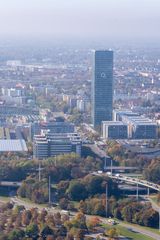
[92,172,160,192]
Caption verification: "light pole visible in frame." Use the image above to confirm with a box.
[48,176,51,205]
[104,156,107,170]
[106,183,108,218]
[159,202,160,233]
[36,160,44,182]
[55,155,57,167]
[136,183,139,201]
[38,161,41,182]
[111,159,113,175]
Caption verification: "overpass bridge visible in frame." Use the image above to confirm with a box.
[92,172,160,192]
[0,181,22,187]
[104,166,138,171]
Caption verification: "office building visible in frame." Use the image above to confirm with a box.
[42,121,75,134]
[92,50,113,128]
[33,132,81,159]
[113,109,139,121]
[31,120,75,140]
[102,121,128,139]
[123,116,158,139]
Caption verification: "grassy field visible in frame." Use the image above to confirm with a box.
[119,219,160,236]
[102,223,155,240]
[18,196,48,207]
[149,194,160,206]
[0,196,11,203]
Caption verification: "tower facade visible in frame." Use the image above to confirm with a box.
[92,50,113,128]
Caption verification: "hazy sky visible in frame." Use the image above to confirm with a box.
[0,0,159,42]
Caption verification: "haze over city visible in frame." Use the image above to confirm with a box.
[0,0,160,44]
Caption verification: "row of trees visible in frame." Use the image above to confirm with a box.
[66,175,118,201]
[18,175,118,205]
[0,154,103,183]
[77,196,159,228]
[107,197,159,228]
[0,202,103,240]
[0,202,67,239]
[56,174,118,205]
[0,159,37,181]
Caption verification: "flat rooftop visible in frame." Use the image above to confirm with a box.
[0,139,28,152]
[102,121,127,126]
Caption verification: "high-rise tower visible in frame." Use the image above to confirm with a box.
[92,50,113,128]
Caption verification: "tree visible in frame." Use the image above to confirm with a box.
[26,223,39,238]
[83,176,104,195]
[22,210,32,226]
[94,203,106,216]
[8,229,25,240]
[40,225,54,238]
[59,198,69,210]
[87,217,101,230]
[54,212,62,226]
[75,229,85,240]
[46,237,55,240]
[78,201,87,213]
[143,159,160,183]
[107,228,119,239]
[67,181,87,201]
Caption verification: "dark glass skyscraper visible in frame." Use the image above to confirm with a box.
[92,50,113,128]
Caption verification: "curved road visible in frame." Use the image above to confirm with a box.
[92,172,160,192]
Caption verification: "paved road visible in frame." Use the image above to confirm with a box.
[120,221,160,240]
[9,197,160,240]
[93,172,160,191]
[85,144,107,158]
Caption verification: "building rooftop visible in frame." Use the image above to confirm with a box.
[102,121,127,126]
[0,139,28,152]
[126,116,157,125]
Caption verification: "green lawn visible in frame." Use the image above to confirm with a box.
[102,223,155,240]
[116,225,154,240]
[70,201,79,208]
[119,220,160,236]
[0,196,11,202]
[149,194,160,206]
[18,196,48,207]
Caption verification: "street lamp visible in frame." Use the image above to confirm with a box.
[104,156,107,170]
[106,183,108,218]
[111,159,113,175]
[48,175,51,205]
